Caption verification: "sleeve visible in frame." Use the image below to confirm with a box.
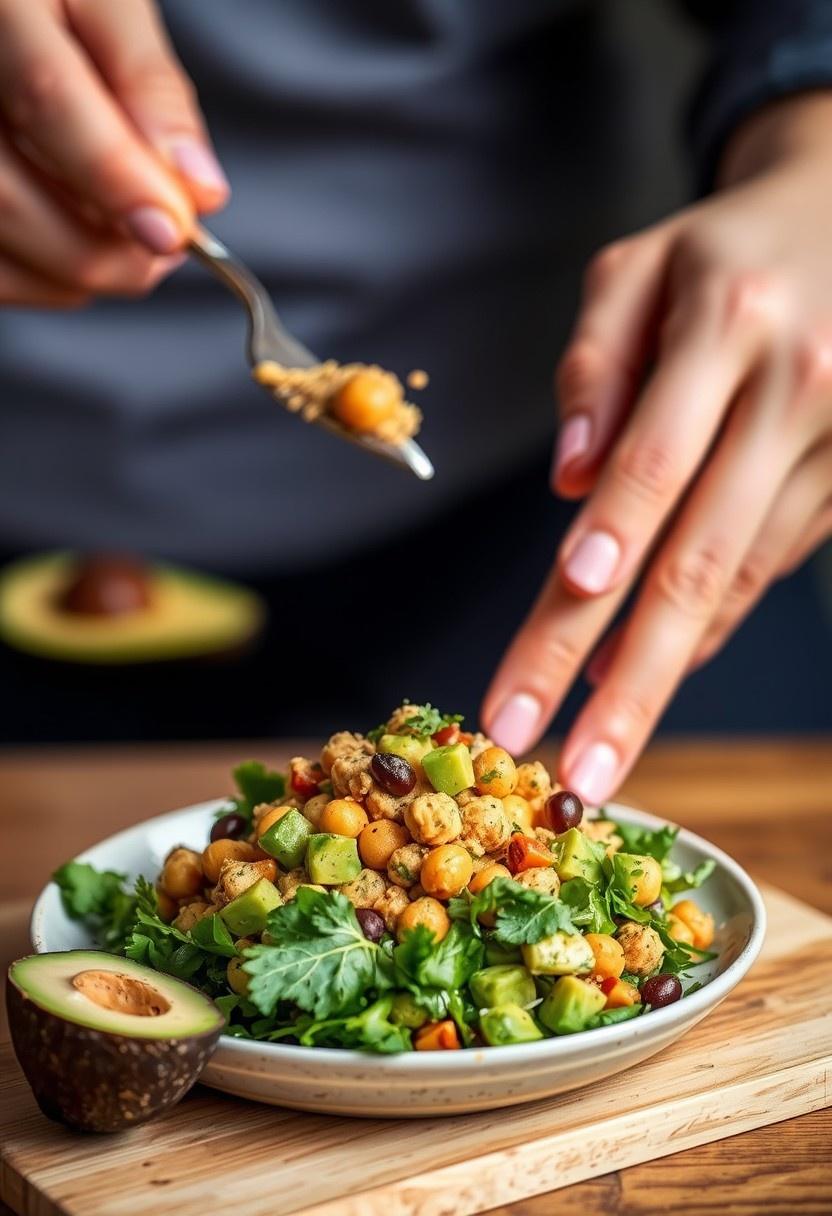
[682,0,832,187]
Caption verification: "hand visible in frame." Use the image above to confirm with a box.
[483,93,832,804]
[0,0,228,307]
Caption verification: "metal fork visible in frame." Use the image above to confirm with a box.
[188,226,435,480]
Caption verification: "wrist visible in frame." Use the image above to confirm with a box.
[718,91,832,189]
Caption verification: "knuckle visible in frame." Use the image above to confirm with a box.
[583,240,632,296]
[6,57,65,129]
[727,553,767,604]
[531,627,582,681]
[654,544,728,619]
[723,270,787,331]
[793,328,832,401]
[602,685,656,737]
[114,55,197,111]
[556,339,602,403]
[612,438,679,504]
[82,139,143,201]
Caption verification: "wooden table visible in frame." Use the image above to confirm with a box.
[1,737,830,1215]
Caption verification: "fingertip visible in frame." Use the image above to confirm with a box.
[169,140,230,210]
[483,690,544,757]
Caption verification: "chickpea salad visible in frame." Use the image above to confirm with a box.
[52,703,718,1054]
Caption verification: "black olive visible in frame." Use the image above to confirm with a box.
[370,752,416,797]
[641,974,683,1008]
[544,790,584,833]
[355,908,385,942]
[210,812,248,842]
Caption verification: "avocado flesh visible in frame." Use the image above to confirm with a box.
[538,975,606,1034]
[479,1004,543,1046]
[220,877,282,937]
[6,951,224,1132]
[555,827,604,883]
[422,743,475,796]
[469,965,537,1010]
[258,809,311,869]
[521,931,595,976]
[0,551,264,664]
[306,834,362,885]
[377,734,434,767]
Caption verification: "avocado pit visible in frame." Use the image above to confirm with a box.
[58,554,152,617]
[72,969,171,1017]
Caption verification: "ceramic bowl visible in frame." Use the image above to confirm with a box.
[31,798,765,1116]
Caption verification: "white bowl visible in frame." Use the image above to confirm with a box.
[30,798,765,1117]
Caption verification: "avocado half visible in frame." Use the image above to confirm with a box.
[7,951,225,1132]
[0,552,265,664]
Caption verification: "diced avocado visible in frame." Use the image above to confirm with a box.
[614,853,650,902]
[377,733,434,768]
[538,975,606,1034]
[485,940,523,966]
[521,931,595,975]
[555,827,604,883]
[469,965,536,1010]
[479,1004,544,1046]
[390,992,429,1029]
[306,834,362,885]
[422,742,475,796]
[258,808,312,869]
[220,877,282,937]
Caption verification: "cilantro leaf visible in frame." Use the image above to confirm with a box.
[559,877,616,935]
[612,822,678,862]
[662,859,716,895]
[216,759,286,826]
[52,860,138,951]
[190,913,238,958]
[449,878,577,945]
[296,996,412,1053]
[392,701,464,738]
[585,1005,643,1029]
[394,922,484,990]
[243,888,392,1020]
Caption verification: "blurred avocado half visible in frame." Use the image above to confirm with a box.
[0,551,265,664]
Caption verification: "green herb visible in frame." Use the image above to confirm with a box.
[612,822,678,862]
[662,859,716,896]
[394,701,464,738]
[394,923,484,990]
[559,877,616,935]
[294,996,412,1053]
[478,769,500,785]
[585,1005,643,1030]
[395,864,413,881]
[190,913,238,958]
[216,759,286,827]
[52,860,138,951]
[366,722,387,745]
[244,888,393,1020]
[449,878,577,945]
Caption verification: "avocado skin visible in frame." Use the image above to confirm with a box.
[6,973,222,1133]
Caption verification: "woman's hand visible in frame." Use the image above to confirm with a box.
[0,0,227,307]
[483,93,832,804]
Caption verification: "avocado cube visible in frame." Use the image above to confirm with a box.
[258,809,312,869]
[469,965,537,1010]
[377,734,434,768]
[479,1004,544,1046]
[306,834,362,885]
[521,931,595,975]
[538,975,606,1034]
[555,827,604,883]
[220,877,282,937]
[390,992,429,1029]
[422,743,475,796]
[484,940,523,966]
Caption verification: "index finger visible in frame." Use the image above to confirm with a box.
[0,0,192,251]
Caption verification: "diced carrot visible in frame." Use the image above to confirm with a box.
[506,833,555,874]
[602,979,641,1009]
[414,1020,461,1051]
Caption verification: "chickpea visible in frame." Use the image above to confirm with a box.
[581,819,624,855]
[173,901,211,933]
[468,862,512,895]
[629,856,663,906]
[154,885,178,922]
[331,369,400,433]
[420,845,474,900]
[672,900,715,949]
[502,794,534,835]
[256,804,295,839]
[218,858,278,903]
[385,703,423,734]
[338,868,388,909]
[404,792,462,846]
[473,747,518,798]
[277,867,306,899]
[330,752,373,800]
[467,732,494,760]
[459,795,512,856]
[667,913,695,946]
[160,848,204,899]
[514,761,552,804]
[515,867,561,897]
[320,730,373,776]
[202,838,259,884]
[303,792,329,829]
[373,884,410,933]
[585,932,625,980]
[396,897,450,944]
[616,922,664,977]
[319,798,369,838]
[226,940,253,996]
[387,843,428,888]
[359,819,410,869]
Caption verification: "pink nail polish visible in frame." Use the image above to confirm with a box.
[552,413,591,486]
[567,741,618,805]
[488,692,542,756]
[125,206,182,255]
[563,530,620,594]
[170,140,230,195]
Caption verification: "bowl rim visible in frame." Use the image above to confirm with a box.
[31,796,766,1072]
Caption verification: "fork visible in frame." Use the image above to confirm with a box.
[188,226,435,480]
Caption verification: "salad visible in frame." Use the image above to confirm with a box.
[53,702,717,1054]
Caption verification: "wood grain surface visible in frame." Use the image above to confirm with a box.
[1,737,830,1215]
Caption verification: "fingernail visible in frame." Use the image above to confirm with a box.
[552,413,591,486]
[567,741,619,805]
[563,530,621,594]
[125,206,182,254]
[488,692,542,755]
[170,140,230,196]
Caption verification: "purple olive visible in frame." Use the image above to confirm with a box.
[370,752,416,797]
[356,908,385,942]
[210,811,248,842]
[544,790,583,833]
[641,974,683,1008]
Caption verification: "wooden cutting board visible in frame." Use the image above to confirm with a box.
[2,883,830,1216]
